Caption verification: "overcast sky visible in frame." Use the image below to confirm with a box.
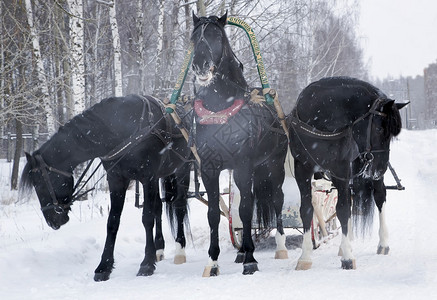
[357,0,437,79]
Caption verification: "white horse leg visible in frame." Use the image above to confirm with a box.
[156,249,165,262]
[377,203,390,255]
[202,258,219,277]
[274,230,288,259]
[339,219,356,269]
[296,231,313,270]
[173,242,186,264]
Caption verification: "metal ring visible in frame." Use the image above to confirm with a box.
[54,205,65,214]
[364,152,374,162]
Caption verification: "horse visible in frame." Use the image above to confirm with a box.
[20,94,193,281]
[190,13,289,276]
[287,76,408,270]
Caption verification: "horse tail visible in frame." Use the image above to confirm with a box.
[162,173,191,246]
[253,168,276,230]
[351,175,375,237]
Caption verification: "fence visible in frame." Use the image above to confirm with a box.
[0,132,49,161]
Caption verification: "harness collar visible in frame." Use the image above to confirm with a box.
[194,99,245,124]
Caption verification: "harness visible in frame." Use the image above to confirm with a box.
[34,96,189,214]
[290,98,388,181]
[194,99,245,124]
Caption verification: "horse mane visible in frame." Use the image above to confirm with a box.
[18,96,120,196]
[19,161,33,195]
[387,103,402,138]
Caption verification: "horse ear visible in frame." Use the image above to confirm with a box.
[25,152,36,167]
[218,10,228,26]
[192,11,200,25]
[25,152,32,163]
[396,101,409,110]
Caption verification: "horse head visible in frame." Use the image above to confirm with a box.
[22,152,73,229]
[353,98,407,180]
[191,12,228,86]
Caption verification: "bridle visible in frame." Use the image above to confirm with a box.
[290,97,390,181]
[33,154,99,214]
[192,18,249,96]
[192,18,226,74]
[352,97,389,167]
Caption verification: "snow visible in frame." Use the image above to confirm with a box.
[1,129,437,299]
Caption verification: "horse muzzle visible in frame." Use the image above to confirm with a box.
[44,210,70,230]
[194,65,215,86]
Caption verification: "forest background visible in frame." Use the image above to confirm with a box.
[1,0,436,189]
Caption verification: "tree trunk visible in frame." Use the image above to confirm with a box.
[25,0,56,135]
[0,0,4,139]
[109,0,123,96]
[196,0,206,16]
[183,0,191,47]
[68,0,86,116]
[11,118,23,190]
[153,0,165,97]
[136,0,144,94]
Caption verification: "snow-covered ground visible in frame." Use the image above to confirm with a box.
[1,129,436,300]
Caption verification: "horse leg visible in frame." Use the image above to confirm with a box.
[201,171,221,277]
[270,165,288,259]
[374,178,389,255]
[94,177,129,281]
[234,167,259,275]
[154,194,165,262]
[294,160,314,270]
[332,177,356,269]
[173,163,191,264]
[137,179,159,276]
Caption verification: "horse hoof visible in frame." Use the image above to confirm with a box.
[137,265,155,276]
[243,262,259,275]
[275,250,288,259]
[156,250,164,262]
[295,260,312,270]
[341,259,356,270]
[202,265,219,277]
[174,255,186,265]
[94,272,111,282]
[377,246,390,255]
[234,252,245,263]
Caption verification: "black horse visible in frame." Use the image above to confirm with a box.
[287,77,407,270]
[191,13,288,276]
[20,94,192,281]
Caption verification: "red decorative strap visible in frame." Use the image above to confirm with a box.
[194,99,245,124]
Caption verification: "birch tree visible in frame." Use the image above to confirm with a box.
[0,1,5,139]
[108,0,123,96]
[153,0,165,97]
[67,0,86,116]
[25,0,55,135]
[136,0,145,94]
